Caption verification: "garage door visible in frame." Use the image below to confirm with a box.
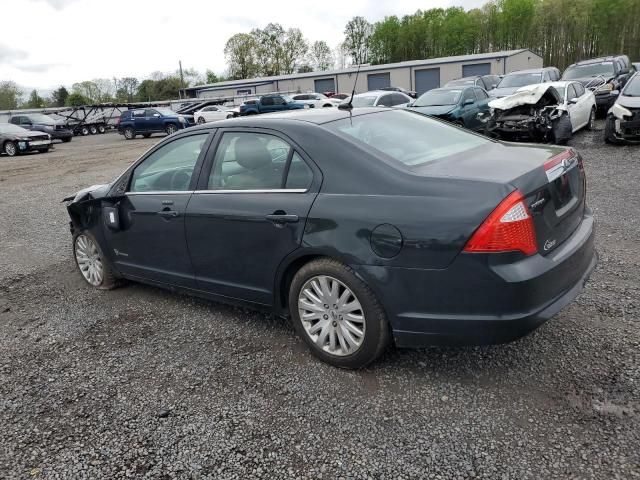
[314,78,335,93]
[462,63,491,77]
[414,68,440,95]
[367,73,391,91]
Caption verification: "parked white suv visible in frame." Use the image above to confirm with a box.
[290,93,338,108]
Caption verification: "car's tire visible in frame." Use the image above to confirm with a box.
[552,114,572,145]
[289,258,390,369]
[72,231,119,290]
[3,141,18,156]
[89,125,98,135]
[142,133,152,138]
[196,117,206,124]
[604,117,622,145]
[62,137,72,143]
[80,126,90,136]
[226,114,233,119]
[123,127,136,140]
[585,108,596,131]
[323,104,333,108]
[97,124,106,134]
[165,123,178,135]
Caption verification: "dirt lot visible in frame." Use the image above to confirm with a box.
[0,127,639,479]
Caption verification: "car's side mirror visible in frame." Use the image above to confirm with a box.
[153,113,160,117]
[569,98,579,104]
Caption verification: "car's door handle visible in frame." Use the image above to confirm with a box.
[158,210,179,218]
[265,213,299,224]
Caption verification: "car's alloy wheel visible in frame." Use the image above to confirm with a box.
[124,127,135,140]
[74,234,104,286]
[298,275,366,356]
[4,141,17,156]
[166,124,177,135]
[197,117,206,124]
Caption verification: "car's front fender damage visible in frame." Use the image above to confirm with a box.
[63,184,111,233]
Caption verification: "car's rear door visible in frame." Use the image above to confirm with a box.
[185,128,321,305]
[131,109,147,132]
[104,131,213,287]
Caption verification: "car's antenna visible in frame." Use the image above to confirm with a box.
[339,63,362,110]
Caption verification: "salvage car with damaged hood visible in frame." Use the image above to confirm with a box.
[63,108,596,368]
[482,84,572,144]
[605,72,640,144]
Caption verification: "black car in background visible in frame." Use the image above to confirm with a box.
[605,72,640,144]
[445,74,502,91]
[8,113,73,142]
[0,123,52,156]
[562,56,633,112]
[65,108,596,368]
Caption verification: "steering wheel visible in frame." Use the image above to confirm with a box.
[169,169,191,191]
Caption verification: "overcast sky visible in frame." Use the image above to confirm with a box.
[1,0,485,91]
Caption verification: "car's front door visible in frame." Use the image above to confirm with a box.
[185,129,320,305]
[132,109,147,132]
[145,109,163,132]
[459,88,480,128]
[104,131,212,287]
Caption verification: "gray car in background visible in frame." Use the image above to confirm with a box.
[490,67,561,98]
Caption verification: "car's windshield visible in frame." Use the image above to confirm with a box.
[350,95,377,107]
[0,123,28,134]
[413,89,462,107]
[497,73,542,88]
[281,95,294,103]
[325,110,490,167]
[448,79,475,87]
[27,113,56,125]
[155,108,176,116]
[563,63,615,79]
[622,76,640,96]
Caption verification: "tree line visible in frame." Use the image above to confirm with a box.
[0,68,221,110]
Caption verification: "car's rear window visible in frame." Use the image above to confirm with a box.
[324,110,490,166]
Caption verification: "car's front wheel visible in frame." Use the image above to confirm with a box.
[165,123,177,135]
[197,117,206,124]
[3,141,18,156]
[73,232,118,290]
[289,258,390,368]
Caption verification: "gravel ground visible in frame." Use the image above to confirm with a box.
[0,127,638,479]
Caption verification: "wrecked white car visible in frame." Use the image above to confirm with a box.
[482,84,572,144]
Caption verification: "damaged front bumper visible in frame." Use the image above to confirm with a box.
[606,114,640,143]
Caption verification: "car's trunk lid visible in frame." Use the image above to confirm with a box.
[410,141,586,256]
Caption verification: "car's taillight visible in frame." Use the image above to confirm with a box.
[463,190,537,256]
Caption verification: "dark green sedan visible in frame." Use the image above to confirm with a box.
[406,86,491,131]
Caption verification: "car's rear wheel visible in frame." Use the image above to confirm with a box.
[197,117,206,124]
[289,258,390,368]
[3,141,18,156]
[123,127,135,140]
[165,123,177,135]
[586,108,596,130]
[73,232,118,290]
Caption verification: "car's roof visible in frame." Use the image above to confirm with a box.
[429,86,470,91]
[573,57,617,66]
[546,81,577,88]
[450,75,481,81]
[187,107,388,129]
[506,68,550,75]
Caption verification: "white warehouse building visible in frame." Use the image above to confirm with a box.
[184,49,542,100]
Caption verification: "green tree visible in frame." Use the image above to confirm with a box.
[281,28,308,74]
[344,16,372,64]
[66,92,91,106]
[0,81,21,110]
[51,86,69,107]
[205,69,219,84]
[309,41,333,70]
[25,89,45,108]
[297,65,313,73]
[224,33,260,79]
[115,77,139,103]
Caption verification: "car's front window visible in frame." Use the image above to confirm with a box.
[413,89,461,107]
[497,73,542,88]
[622,76,640,96]
[281,95,294,103]
[563,63,615,79]
[155,108,176,116]
[129,134,208,192]
[28,114,55,125]
[0,124,28,134]
[350,96,377,107]
[324,110,490,167]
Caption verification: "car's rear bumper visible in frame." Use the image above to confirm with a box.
[355,211,596,348]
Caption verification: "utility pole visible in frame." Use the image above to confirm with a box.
[179,60,185,99]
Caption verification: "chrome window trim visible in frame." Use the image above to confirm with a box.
[193,189,308,194]
[126,191,193,195]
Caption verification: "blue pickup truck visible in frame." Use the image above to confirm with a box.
[239,94,308,115]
